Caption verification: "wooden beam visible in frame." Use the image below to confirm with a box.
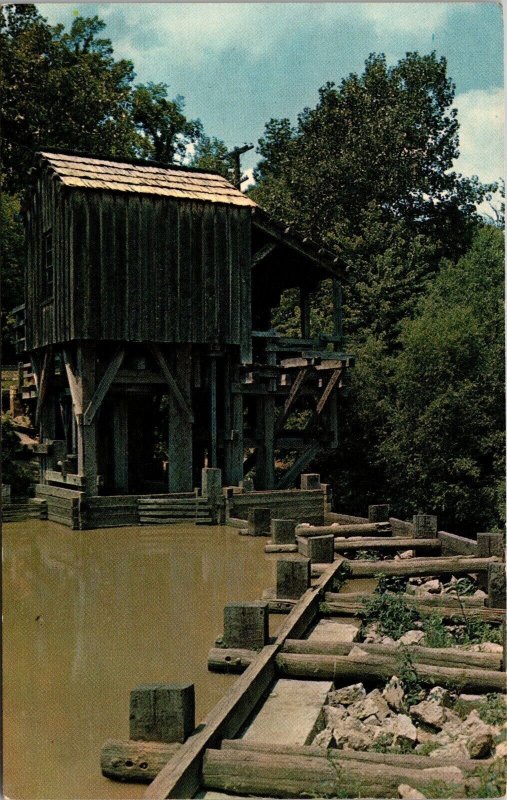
[251,242,277,267]
[35,348,53,428]
[83,348,125,425]
[62,348,83,415]
[316,368,342,415]
[275,367,310,432]
[276,442,319,490]
[150,344,194,424]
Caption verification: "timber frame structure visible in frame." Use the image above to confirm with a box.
[16,150,353,521]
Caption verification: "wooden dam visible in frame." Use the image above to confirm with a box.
[9,150,506,799]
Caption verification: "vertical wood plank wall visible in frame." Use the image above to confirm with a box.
[26,179,252,357]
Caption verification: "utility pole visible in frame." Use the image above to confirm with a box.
[226,144,254,190]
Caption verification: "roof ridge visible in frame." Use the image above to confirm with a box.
[37,148,226,177]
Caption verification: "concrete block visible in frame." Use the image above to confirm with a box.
[241,678,333,746]
[297,534,334,563]
[300,473,321,490]
[368,504,389,523]
[223,601,269,649]
[271,518,296,545]
[413,514,438,539]
[248,507,271,536]
[276,558,310,599]
[307,617,360,644]
[130,683,195,743]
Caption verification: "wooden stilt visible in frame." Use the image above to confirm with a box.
[168,345,193,492]
[77,343,97,496]
[112,396,129,492]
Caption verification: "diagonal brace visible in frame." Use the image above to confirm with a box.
[83,348,125,425]
[150,344,194,424]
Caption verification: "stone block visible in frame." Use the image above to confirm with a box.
[248,507,271,536]
[487,562,506,609]
[477,532,505,560]
[297,534,334,563]
[368,504,389,523]
[300,473,321,490]
[413,514,438,539]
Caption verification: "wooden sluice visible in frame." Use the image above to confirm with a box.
[99,501,506,798]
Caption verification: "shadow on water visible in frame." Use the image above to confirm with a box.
[3,520,275,799]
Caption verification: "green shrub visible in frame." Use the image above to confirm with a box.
[422,613,453,648]
[477,694,507,726]
[361,592,417,639]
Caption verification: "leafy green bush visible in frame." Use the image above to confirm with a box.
[477,694,507,726]
[422,613,453,648]
[376,574,408,594]
[361,593,417,640]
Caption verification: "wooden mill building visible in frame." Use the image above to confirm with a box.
[17,150,353,524]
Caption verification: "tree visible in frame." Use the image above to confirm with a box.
[132,83,202,163]
[379,226,505,532]
[189,134,231,178]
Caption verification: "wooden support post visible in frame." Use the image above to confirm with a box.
[201,467,222,524]
[247,507,271,536]
[368,504,390,523]
[271,519,296,545]
[209,354,218,468]
[112,396,129,492]
[130,684,195,744]
[77,344,97,496]
[297,534,334,563]
[223,602,269,649]
[413,514,438,539]
[255,395,275,490]
[168,345,193,493]
[477,532,505,560]
[276,558,311,599]
[487,563,506,609]
[83,347,124,424]
[101,739,181,783]
[300,473,321,490]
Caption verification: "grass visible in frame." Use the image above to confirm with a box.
[361,592,417,640]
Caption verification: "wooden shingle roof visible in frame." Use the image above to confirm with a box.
[38,151,257,208]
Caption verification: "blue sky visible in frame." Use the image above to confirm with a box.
[41,2,503,194]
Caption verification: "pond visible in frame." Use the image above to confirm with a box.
[3,520,275,799]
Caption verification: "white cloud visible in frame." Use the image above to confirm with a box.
[358,2,449,35]
[454,87,504,183]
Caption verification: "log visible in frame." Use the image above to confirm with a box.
[264,543,297,553]
[221,739,489,774]
[100,738,180,783]
[202,747,466,799]
[333,537,441,552]
[297,522,390,537]
[322,592,504,623]
[348,555,499,577]
[282,639,503,671]
[208,647,256,672]
[275,651,506,691]
[324,591,486,608]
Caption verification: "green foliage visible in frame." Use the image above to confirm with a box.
[396,648,425,707]
[361,592,417,640]
[451,618,502,646]
[372,734,414,754]
[1,415,34,496]
[417,740,441,756]
[476,694,507,727]
[470,759,507,798]
[189,135,231,178]
[375,574,408,594]
[353,549,379,561]
[422,613,453,648]
[132,83,202,163]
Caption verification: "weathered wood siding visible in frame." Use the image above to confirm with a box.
[26,178,252,356]
[228,490,325,526]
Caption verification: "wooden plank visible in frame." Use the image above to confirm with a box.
[35,348,52,428]
[276,443,319,490]
[315,368,342,415]
[144,559,344,799]
[83,348,125,425]
[275,367,310,432]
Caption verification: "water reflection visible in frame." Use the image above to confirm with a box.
[3,521,275,799]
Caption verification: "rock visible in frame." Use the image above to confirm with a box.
[441,708,463,736]
[410,700,447,730]
[324,705,348,728]
[466,730,494,758]
[430,740,469,760]
[333,717,370,751]
[349,693,389,722]
[467,642,503,653]
[434,731,452,746]
[408,577,423,586]
[362,714,380,727]
[422,578,441,593]
[378,635,397,646]
[398,784,427,800]
[327,683,366,706]
[427,686,449,706]
[383,676,405,712]
[416,728,436,745]
[386,714,417,747]
[494,740,507,759]
[313,728,335,749]
[398,630,425,646]
[398,550,415,560]
[473,589,488,601]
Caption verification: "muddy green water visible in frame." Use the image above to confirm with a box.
[3,520,276,800]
